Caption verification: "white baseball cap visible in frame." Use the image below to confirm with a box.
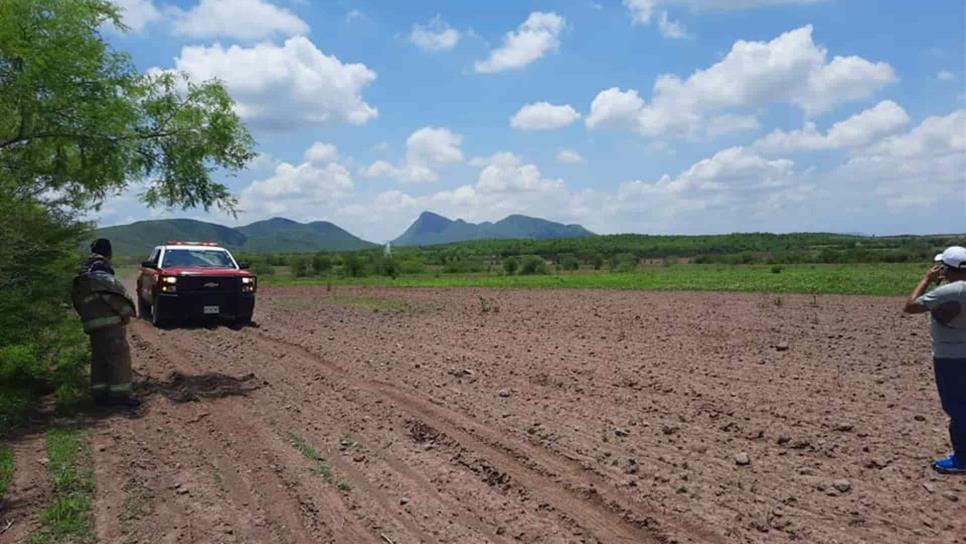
[934,246,966,269]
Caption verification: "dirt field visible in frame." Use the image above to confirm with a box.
[4,286,965,543]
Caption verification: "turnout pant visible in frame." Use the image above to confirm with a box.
[90,325,133,399]
[934,358,966,457]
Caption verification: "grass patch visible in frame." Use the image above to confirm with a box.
[289,433,353,492]
[0,445,14,499]
[263,263,923,296]
[31,426,94,544]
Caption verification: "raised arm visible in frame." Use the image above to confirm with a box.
[904,265,944,314]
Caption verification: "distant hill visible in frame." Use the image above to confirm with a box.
[94,217,375,256]
[393,211,594,246]
[238,218,376,253]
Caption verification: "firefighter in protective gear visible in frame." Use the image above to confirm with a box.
[72,239,140,407]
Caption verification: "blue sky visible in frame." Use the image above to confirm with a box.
[99,0,965,241]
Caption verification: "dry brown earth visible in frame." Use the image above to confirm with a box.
[3,286,965,543]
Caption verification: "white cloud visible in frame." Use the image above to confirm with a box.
[475,12,566,73]
[624,0,827,26]
[585,87,647,130]
[410,15,460,52]
[587,26,895,138]
[556,148,585,164]
[346,9,365,23]
[170,37,377,129]
[704,114,761,137]
[109,0,162,32]
[836,110,966,210]
[171,0,309,40]
[753,100,909,153]
[937,70,957,81]
[510,102,581,130]
[359,127,463,184]
[304,142,339,164]
[239,147,353,219]
[657,11,689,39]
[406,127,464,166]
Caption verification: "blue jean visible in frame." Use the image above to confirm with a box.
[934,358,966,457]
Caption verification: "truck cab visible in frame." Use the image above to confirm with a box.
[137,242,256,327]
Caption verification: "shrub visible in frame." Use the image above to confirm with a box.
[770,265,784,274]
[250,261,275,276]
[312,254,333,275]
[558,255,580,271]
[341,254,366,278]
[518,255,549,275]
[502,256,520,275]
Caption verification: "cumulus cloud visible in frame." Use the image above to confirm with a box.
[170,0,309,40]
[937,70,956,81]
[475,12,566,73]
[837,110,965,210]
[239,151,354,219]
[556,148,585,164]
[170,37,377,129]
[108,0,162,32]
[304,142,339,164]
[510,102,581,130]
[586,26,895,138]
[753,100,909,154]
[359,127,463,184]
[410,15,460,51]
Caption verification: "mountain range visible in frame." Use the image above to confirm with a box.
[94,212,594,255]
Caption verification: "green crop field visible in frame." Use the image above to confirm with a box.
[261,263,925,296]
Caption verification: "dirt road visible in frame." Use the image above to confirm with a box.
[5,286,965,543]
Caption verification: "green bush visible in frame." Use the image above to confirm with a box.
[250,261,275,276]
[518,255,549,275]
[558,255,580,271]
[312,253,333,275]
[503,256,520,275]
[341,254,366,277]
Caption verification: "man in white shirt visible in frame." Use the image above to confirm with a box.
[904,246,966,474]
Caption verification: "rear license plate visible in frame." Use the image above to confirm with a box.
[203,305,220,315]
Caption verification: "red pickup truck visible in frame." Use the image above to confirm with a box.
[137,242,257,327]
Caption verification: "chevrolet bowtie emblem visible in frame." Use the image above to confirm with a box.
[204,282,219,288]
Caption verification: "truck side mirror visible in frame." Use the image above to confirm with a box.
[238,261,250,270]
[141,260,155,269]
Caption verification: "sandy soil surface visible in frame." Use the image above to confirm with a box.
[4,286,965,543]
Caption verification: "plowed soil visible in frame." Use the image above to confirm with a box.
[4,286,965,543]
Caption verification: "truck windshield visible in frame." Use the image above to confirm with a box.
[162,249,235,269]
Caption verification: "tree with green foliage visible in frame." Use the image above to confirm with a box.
[0,0,255,431]
[502,256,520,275]
[518,255,549,275]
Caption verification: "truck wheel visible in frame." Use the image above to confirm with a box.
[151,299,165,328]
[138,295,151,319]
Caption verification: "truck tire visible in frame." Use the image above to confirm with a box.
[138,295,151,319]
[151,299,165,328]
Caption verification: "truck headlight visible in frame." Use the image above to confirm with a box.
[241,276,256,292]
[162,276,178,284]
[241,277,254,284]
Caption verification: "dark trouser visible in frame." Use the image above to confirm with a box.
[934,358,966,457]
[90,325,133,400]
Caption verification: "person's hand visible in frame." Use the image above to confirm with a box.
[925,264,945,282]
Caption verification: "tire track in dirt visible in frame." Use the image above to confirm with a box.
[166,323,536,543]
[1,434,49,544]
[247,327,679,544]
[129,322,383,544]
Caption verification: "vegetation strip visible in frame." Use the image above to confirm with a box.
[263,263,924,296]
[31,427,95,544]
